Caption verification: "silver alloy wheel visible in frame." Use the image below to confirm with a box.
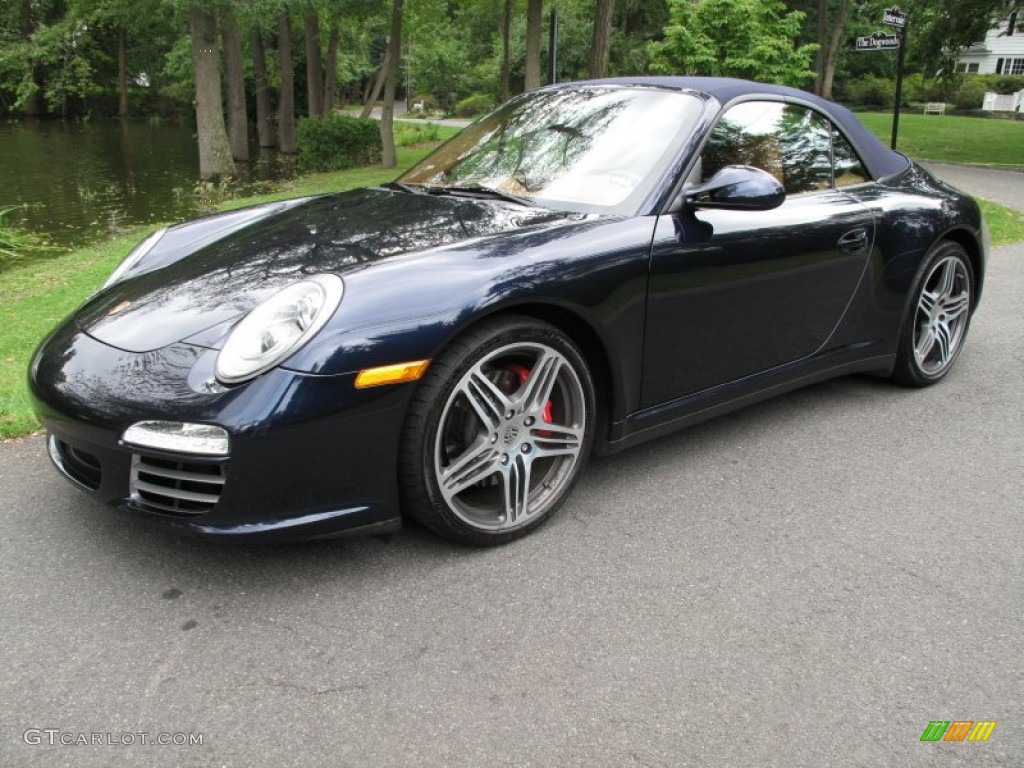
[913,254,971,376]
[433,341,586,532]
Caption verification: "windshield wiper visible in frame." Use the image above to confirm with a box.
[426,183,535,208]
[380,181,427,195]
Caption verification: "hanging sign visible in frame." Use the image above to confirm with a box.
[882,6,907,28]
[856,31,901,51]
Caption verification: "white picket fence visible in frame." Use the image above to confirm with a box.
[982,90,1024,112]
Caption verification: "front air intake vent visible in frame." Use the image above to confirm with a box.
[50,436,102,490]
[130,454,225,516]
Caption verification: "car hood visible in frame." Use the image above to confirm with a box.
[77,188,577,353]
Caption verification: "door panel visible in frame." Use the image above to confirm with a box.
[641,191,874,408]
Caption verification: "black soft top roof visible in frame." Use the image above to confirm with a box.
[572,76,911,180]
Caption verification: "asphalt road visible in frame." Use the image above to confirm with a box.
[922,162,1024,212]
[2,257,1022,765]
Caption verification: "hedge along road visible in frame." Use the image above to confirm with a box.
[1,259,1021,762]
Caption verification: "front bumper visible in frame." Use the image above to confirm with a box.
[30,323,408,541]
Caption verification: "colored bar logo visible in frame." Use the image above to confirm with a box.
[920,721,997,742]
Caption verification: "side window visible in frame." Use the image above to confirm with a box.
[832,128,869,187]
[700,101,832,195]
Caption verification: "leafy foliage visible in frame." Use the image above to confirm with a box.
[909,0,1018,73]
[840,74,896,108]
[650,0,817,86]
[836,72,1024,110]
[296,114,382,172]
[454,93,495,117]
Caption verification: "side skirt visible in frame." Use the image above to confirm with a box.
[600,347,896,455]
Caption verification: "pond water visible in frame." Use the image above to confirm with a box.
[0,119,294,261]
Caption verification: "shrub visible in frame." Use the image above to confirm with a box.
[945,74,1024,111]
[840,75,895,109]
[453,93,494,118]
[900,73,950,104]
[976,74,1024,94]
[954,78,988,110]
[296,114,381,172]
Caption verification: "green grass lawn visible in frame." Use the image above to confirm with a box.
[2,122,1024,440]
[978,199,1024,247]
[857,112,1024,167]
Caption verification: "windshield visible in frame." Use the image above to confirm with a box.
[399,87,704,215]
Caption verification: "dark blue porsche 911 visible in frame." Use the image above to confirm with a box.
[30,77,986,545]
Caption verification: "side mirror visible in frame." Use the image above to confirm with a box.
[684,165,786,211]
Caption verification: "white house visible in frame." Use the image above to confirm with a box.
[955,4,1024,74]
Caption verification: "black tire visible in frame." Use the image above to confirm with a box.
[399,315,595,545]
[892,240,975,387]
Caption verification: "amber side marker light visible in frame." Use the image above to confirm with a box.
[355,360,431,389]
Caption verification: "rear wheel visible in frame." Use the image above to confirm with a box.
[892,241,974,386]
[400,316,595,545]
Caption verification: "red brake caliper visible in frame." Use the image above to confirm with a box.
[506,364,553,433]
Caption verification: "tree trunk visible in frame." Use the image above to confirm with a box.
[305,11,324,118]
[590,0,614,79]
[324,23,340,111]
[822,0,850,100]
[117,31,128,117]
[222,8,249,162]
[815,0,827,96]
[500,0,512,100]
[251,28,275,147]
[361,49,389,118]
[277,13,297,154]
[381,0,404,169]
[189,6,234,179]
[525,0,543,91]
[18,0,41,116]
[362,68,376,107]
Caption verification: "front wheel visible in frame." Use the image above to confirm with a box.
[399,316,595,545]
[892,241,975,386]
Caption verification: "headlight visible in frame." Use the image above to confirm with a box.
[215,274,344,384]
[102,227,168,289]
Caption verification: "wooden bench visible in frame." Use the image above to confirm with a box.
[923,102,946,115]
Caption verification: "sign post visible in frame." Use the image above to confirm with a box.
[882,6,908,150]
[855,7,908,150]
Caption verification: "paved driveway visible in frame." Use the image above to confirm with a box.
[922,162,1024,211]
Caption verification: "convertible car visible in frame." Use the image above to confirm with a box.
[30,77,986,545]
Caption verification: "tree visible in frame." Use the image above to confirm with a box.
[222,5,249,161]
[324,22,340,110]
[361,46,388,117]
[908,0,1018,73]
[189,5,234,178]
[500,0,513,100]
[651,0,817,87]
[251,27,275,147]
[380,0,403,168]
[591,0,615,78]
[403,0,471,108]
[524,0,543,90]
[278,12,298,153]
[78,0,151,117]
[305,8,324,117]
[815,0,850,99]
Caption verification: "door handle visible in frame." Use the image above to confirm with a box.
[838,228,869,254]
